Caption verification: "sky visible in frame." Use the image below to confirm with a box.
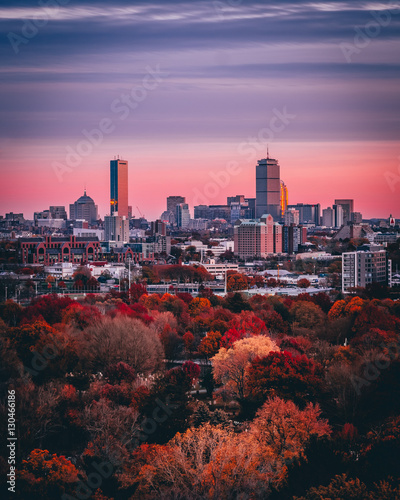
[1,0,400,220]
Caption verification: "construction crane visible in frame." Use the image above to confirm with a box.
[136,206,145,218]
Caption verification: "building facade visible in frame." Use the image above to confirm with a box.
[104,215,129,243]
[334,199,354,225]
[19,236,102,265]
[342,246,391,293]
[234,215,282,259]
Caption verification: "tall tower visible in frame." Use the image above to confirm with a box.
[110,158,129,217]
[256,153,281,220]
[280,180,288,220]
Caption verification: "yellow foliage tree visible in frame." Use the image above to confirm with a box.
[211,335,279,400]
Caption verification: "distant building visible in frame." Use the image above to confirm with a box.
[69,191,98,224]
[104,215,129,243]
[322,207,334,227]
[334,199,354,224]
[351,212,363,224]
[49,206,67,220]
[284,208,299,226]
[287,203,320,225]
[110,158,129,217]
[19,235,102,265]
[167,196,185,225]
[256,155,280,220]
[333,204,344,228]
[283,225,307,254]
[342,245,391,293]
[234,215,282,259]
[176,203,190,229]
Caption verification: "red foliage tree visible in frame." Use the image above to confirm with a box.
[246,351,324,408]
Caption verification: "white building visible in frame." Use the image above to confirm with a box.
[342,245,391,293]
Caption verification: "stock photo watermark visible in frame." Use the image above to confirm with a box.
[384,154,400,192]
[7,0,71,55]
[52,65,168,182]
[62,396,180,500]
[192,106,296,206]
[351,339,400,395]
[340,6,400,63]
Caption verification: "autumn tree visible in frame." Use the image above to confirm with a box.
[82,315,163,374]
[246,351,324,409]
[211,335,279,400]
[19,449,80,500]
[199,330,223,358]
[249,397,331,487]
[227,273,248,292]
[297,278,311,289]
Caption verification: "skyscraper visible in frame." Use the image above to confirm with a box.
[167,196,185,225]
[110,158,129,217]
[176,203,190,229]
[334,199,354,225]
[256,154,280,220]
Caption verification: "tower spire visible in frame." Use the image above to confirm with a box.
[267,145,269,159]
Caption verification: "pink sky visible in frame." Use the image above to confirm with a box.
[1,139,399,221]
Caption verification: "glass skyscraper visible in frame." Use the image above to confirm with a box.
[110,159,129,217]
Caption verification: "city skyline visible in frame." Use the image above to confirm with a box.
[1,1,400,219]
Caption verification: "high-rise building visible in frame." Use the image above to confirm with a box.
[284,208,299,226]
[166,196,185,225]
[104,215,129,242]
[110,158,129,217]
[334,199,354,225]
[342,245,391,293]
[256,154,280,220]
[69,191,98,224]
[176,203,190,229]
[322,207,334,227]
[280,181,288,220]
[234,215,282,258]
[333,204,344,228]
[283,225,307,254]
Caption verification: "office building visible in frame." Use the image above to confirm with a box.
[285,208,299,226]
[333,204,344,228]
[49,206,67,220]
[104,215,129,243]
[110,158,129,217]
[283,225,307,254]
[287,203,320,225]
[256,155,281,220]
[167,196,185,225]
[69,191,98,224]
[176,203,190,229]
[334,199,354,224]
[342,245,391,293]
[322,207,334,227]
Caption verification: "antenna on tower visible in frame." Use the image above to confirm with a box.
[267,145,269,159]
